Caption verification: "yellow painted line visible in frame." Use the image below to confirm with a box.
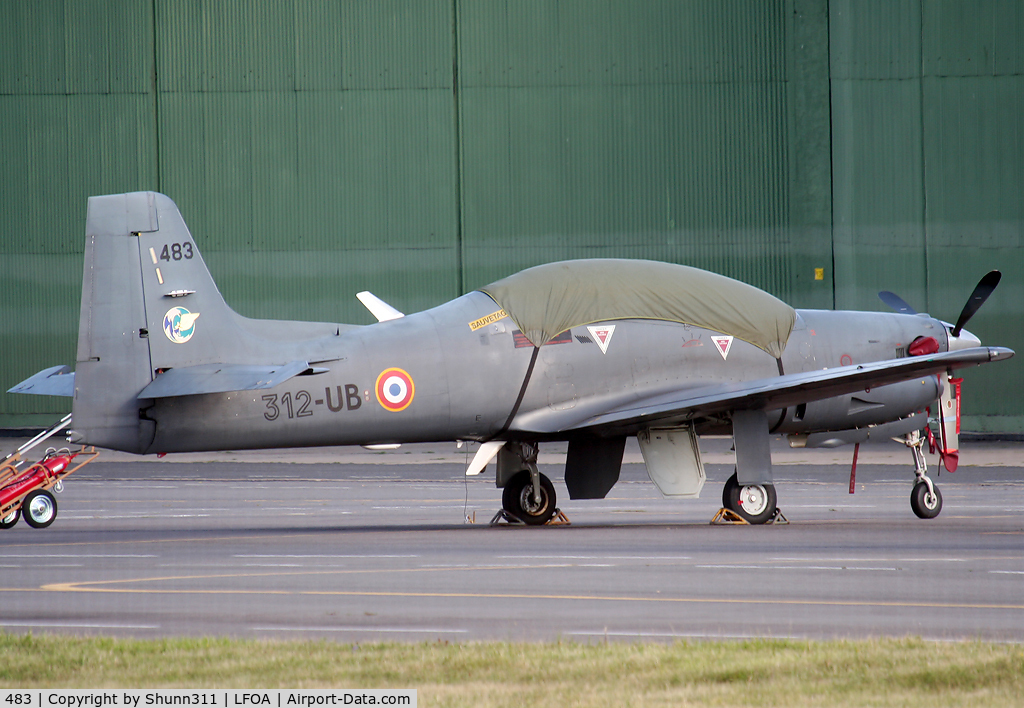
[0,564,1015,612]
[4,582,1021,612]
[36,563,573,592]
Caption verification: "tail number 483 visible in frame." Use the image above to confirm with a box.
[160,242,194,261]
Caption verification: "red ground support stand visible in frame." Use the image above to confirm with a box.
[0,414,99,529]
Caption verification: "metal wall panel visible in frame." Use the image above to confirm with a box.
[921,72,1024,429]
[0,0,66,95]
[339,1,452,90]
[923,0,1024,77]
[0,254,81,420]
[460,82,791,293]
[829,0,921,80]
[829,0,926,310]
[459,0,787,88]
[458,0,796,299]
[830,0,1024,431]
[0,2,157,425]
[157,0,297,93]
[64,1,153,94]
[785,0,834,309]
[153,0,459,328]
[830,79,927,310]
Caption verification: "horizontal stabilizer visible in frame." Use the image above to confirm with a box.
[356,291,404,322]
[137,361,312,399]
[8,365,75,397]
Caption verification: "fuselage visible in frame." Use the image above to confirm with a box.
[141,292,948,454]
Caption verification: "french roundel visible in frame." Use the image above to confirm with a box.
[375,368,415,412]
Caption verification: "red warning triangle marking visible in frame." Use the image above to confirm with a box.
[711,335,733,360]
[587,325,616,354]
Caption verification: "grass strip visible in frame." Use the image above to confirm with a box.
[1,634,1022,707]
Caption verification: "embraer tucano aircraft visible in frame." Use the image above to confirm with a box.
[10,192,1013,525]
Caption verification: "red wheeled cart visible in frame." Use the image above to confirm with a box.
[0,414,98,530]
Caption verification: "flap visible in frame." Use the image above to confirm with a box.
[137,360,311,399]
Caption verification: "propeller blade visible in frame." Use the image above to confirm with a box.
[951,270,1001,337]
[878,290,917,315]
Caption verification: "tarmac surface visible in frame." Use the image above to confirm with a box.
[1,437,1022,643]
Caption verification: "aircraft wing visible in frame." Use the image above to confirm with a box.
[512,346,1014,435]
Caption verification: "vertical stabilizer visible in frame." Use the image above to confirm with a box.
[70,192,345,453]
[72,192,258,451]
[72,193,158,452]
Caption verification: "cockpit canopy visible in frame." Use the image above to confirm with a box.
[479,259,796,358]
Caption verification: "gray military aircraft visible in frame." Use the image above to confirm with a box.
[10,192,1014,525]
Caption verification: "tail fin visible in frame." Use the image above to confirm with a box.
[71,192,343,452]
[72,192,160,452]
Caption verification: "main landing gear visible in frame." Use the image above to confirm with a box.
[499,443,558,526]
[903,430,942,519]
[502,471,556,525]
[721,471,778,525]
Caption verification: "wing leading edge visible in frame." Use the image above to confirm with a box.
[512,346,1014,435]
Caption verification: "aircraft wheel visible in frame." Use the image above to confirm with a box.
[0,509,19,529]
[502,471,556,526]
[722,471,777,525]
[910,481,942,519]
[22,490,57,529]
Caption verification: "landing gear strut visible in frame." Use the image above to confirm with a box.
[722,471,777,525]
[902,430,942,519]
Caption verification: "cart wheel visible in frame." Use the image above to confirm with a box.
[0,509,19,530]
[22,490,57,529]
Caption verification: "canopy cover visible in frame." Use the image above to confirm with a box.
[479,259,796,358]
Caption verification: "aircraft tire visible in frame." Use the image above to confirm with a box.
[22,489,57,529]
[910,481,942,519]
[722,471,777,525]
[502,471,556,526]
[0,509,19,529]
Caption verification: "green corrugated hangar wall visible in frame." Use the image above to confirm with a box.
[1,0,1021,432]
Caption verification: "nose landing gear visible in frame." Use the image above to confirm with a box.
[903,430,943,519]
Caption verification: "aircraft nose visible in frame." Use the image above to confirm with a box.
[948,326,981,350]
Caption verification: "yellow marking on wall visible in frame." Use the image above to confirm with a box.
[468,309,507,331]
[814,268,824,281]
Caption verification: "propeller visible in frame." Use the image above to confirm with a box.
[950,270,1001,337]
[878,270,1001,337]
[877,290,917,316]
